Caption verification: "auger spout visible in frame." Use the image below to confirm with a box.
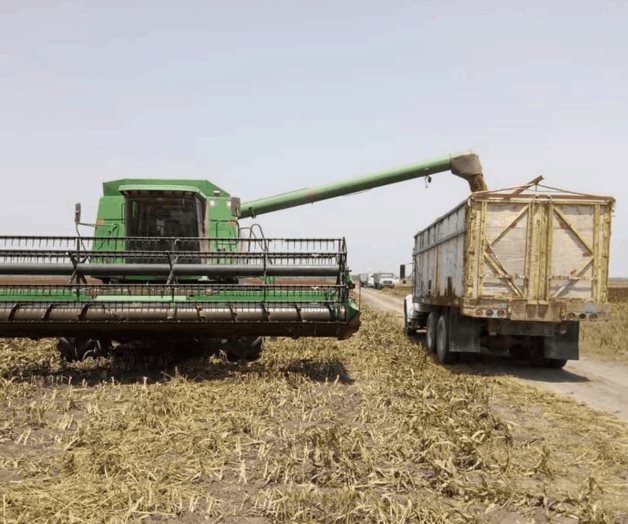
[241,151,486,218]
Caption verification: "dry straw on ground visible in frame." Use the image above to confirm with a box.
[0,309,626,523]
[580,299,628,361]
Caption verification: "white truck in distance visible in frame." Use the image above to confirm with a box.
[375,272,395,289]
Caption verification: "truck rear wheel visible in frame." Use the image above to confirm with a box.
[436,314,456,364]
[425,312,439,353]
[542,358,568,369]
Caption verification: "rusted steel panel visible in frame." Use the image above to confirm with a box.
[413,204,466,305]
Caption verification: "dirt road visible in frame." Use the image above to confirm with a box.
[358,287,628,421]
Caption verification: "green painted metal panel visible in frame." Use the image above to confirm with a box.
[240,152,482,218]
[102,179,230,198]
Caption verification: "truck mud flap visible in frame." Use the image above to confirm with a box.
[543,322,579,360]
[448,309,481,353]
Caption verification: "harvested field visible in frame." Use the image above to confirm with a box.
[0,309,627,523]
[609,280,628,295]
[581,299,628,361]
[609,287,628,301]
[367,284,412,299]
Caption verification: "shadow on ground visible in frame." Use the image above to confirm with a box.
[2,345,354,387]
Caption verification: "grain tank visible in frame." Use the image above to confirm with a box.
[403,183,614,368]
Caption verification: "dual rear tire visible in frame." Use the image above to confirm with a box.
[426,311,570,368]
[425,311,455,364]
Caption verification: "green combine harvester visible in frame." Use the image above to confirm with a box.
[0,152,485,361]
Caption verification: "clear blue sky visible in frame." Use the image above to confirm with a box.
[1,0,626,274]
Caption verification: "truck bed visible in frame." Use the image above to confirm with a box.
[412,188,614,324]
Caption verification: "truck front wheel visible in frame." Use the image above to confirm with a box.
[57,337,112,362]
[403,301,414,336]
[224,336,264,362]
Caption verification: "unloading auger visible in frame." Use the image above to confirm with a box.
[0,151,485,361]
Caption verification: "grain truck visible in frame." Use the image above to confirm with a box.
[403,182,614,368]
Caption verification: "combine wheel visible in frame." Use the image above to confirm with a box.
[425,312,439,353]
[436,313,456,364]
[57,337,112,362]
[224,336,265,362]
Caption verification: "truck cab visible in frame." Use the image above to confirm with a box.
[94,179,240,241]
[375,272,395,289]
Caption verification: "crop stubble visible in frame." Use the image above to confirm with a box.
[0,309,626,523]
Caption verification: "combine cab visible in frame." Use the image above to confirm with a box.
[0,151,486,362]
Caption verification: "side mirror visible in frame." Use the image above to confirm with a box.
[74,203,82,224]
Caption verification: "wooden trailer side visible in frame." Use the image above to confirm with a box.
[461,194,613,323]
[407,188,614,366]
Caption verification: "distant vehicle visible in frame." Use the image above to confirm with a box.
[374,272,395,289]
[366,273,375,288]
[403,182,614,369]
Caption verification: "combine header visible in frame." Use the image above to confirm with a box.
[0,151,486,361]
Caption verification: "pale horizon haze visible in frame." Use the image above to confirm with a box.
[1,1,626,275]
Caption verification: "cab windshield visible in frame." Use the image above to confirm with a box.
[126,195,203,238]
[125,193,205,259]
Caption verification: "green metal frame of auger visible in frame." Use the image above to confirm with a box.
[92,151,485,240]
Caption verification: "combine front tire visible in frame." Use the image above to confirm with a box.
[57,338,112,362]
[224,337,265,362]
